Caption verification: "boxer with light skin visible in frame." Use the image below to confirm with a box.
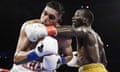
[11,1,73,72]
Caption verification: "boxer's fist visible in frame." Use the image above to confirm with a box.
[27,36,58,62]
[25,23,57,42]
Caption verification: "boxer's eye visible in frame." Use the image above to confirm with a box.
[44,11,56,20]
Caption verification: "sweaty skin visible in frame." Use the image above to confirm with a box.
[75,26,107,66]
[55,9,107,66]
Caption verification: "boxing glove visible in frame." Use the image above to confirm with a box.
[0,68,10,72]
[25,23,57,42]
[27,36,58,62]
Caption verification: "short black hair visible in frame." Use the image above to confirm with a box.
[46,0,65,15]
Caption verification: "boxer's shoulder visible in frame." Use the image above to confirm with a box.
[21,19,41,30]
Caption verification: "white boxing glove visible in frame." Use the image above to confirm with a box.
[25,23,57,42]
[67,51,80,67]
[27,36,58,62]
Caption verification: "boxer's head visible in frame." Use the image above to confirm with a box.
[72,9,94,27]
[40,1,64,26]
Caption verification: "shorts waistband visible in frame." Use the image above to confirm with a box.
[82,63,105,70]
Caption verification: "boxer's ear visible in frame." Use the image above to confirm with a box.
[83,18,88,24]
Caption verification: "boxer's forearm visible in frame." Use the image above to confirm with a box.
[56,26,76,38]
[14,51,28,64]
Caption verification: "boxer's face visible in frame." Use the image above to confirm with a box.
[72,10,87,27]
[40,6,60,25]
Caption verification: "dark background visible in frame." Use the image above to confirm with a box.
[0,0,120,72]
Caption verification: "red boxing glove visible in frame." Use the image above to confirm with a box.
[46,25,57,36]
[0,68,10,72]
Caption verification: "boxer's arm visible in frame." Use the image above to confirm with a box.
[101,47,107,66]
[14,20,57,64]
[25,24,75,40]
[14,24,34,64]
[25,19,75,38]
[14,20,44,64]
[97,35,107,66]
[15,36,58,65]
[56,25,75,38]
